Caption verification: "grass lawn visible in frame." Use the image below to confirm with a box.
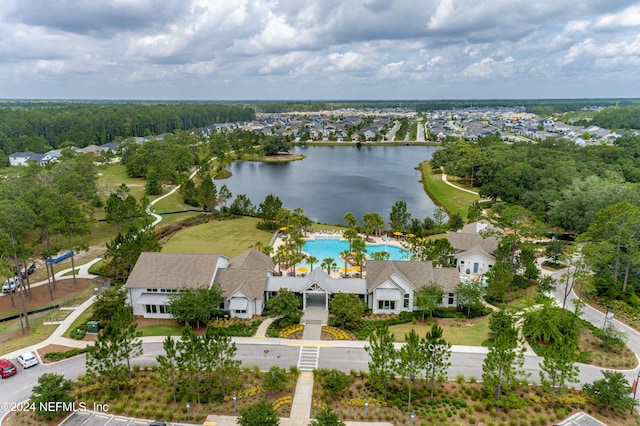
[419,161,479,221]
[389,317,490,346]
[96,163,149,200]
[0,312,60,354]
[63,308,94,338]
[161,216,273,257]
[139,324,183,337]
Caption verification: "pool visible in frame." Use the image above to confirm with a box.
[299,237,409,266]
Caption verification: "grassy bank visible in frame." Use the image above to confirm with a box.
[419,161,479,221]
[161,216,273,257]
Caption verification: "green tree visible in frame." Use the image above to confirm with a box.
[198,175,217,213]
[397,329,426,407]
[389,200,411,233]
[455,279,484,315]
[321,257,337,274]
[414,284,444,320]
[308,406,346,426]
[157,336,180,404]
[365,324,397,401]
[467,201,484,223]
[362,212,385,237]
[104,227,161,282]
[539,335,580,408]
[306,255,318,271]
[329,292,368,329]
[110,305,143,379]
[92,286,127,323]
[343,211,359,229]
[263,288,302,327]
[423,323,452,397]
[482,319,527,404]
[447,212,464,230]
[262,366,288,394]
[167,286,223,328]
[104,183,148,231]
[258,194,283,229]
[237,398,280,426]
[583,370,634,411]
[30,373,74,420]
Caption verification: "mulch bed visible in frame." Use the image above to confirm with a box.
[0,278,94,315]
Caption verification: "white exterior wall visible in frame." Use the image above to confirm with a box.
[455,252,493,276]
[9,156,29,166]
[370,276,414,315]
[127,288,173,319]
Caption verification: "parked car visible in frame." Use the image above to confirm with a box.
[27,263,36,275]
[2,278,18,294]
[149,421,166,426]
[16,351,38,369]
[0,359,17,378]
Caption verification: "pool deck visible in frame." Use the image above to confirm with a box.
[272,231,406,279]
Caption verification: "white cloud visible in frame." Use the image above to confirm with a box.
[0,0,638,99]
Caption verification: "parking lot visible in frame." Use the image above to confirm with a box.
[59,410,188,426]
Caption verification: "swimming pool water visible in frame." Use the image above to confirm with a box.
[300,237,409,266]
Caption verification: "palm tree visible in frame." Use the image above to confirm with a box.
[321,257,337,273]
[340,249,351,274]
[306,255,318,271]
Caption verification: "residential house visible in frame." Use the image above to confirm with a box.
[8,152,45,166]
[365,261,460,314]
[448,220,499,277]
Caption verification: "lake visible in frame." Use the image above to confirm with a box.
[222,145,440,225]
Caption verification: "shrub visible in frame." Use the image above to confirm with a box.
[321,369,352,397]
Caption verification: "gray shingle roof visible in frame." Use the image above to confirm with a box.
[228,248,275,271]
[447,231,498,255]
[215,249,275,301]
[123,252,222,290]
[365,260,459,293]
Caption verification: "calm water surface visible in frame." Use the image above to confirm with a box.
[222,145,440,225]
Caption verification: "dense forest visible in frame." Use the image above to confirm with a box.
[0,103,254,154]
[431,134,640,231]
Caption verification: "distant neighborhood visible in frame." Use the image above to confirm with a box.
[7,105,635,166]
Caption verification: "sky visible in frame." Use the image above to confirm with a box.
[0,0,639,101]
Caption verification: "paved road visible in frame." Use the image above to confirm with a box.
[551,266,640,384]
[0,336,618,419]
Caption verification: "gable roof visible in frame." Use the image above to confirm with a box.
[460,220,497,234]
[215,269,271,301]
[9,152,45,161]
[123,252,222,290]
[447,231,498,255]
[365,260,460,293]
[228,248,274,271]
[265,267,367,294]
[215,248,275,301]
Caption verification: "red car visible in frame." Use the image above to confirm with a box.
[0,359,17,378]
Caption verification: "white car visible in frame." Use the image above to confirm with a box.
[2,278,18,294]
[16,351,38,369]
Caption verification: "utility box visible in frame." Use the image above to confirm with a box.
[86,321,99,334]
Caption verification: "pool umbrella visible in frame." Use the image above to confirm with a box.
[393,231,403,236]
[279,227,287,231]
[352,265,361,272]
[297,266,309,273]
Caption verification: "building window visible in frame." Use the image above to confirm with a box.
[159,305,167,314]
[234,310,247,314]
[378,300,396,310]
[146,288,158,292]
[145,304,158,314]
[448,293,455,305]
[403,294,410,308]
[145,305,152,313]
